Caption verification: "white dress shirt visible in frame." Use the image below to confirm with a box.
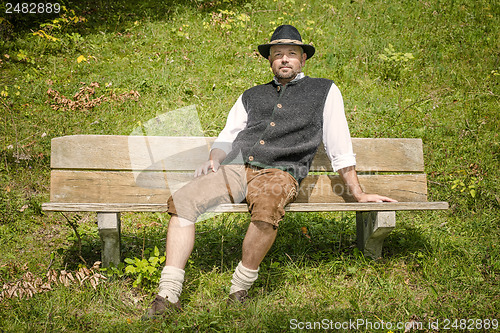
[212,73,356,172]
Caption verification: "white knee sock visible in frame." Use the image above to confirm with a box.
[230,261,259,294]
[158,266,185,303]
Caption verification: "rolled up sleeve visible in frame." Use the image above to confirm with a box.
[322,84,356,172]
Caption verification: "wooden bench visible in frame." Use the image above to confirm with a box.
[42,135,448,266]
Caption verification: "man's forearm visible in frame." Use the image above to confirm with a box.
[337,165,398,203]
[337,166,364,201]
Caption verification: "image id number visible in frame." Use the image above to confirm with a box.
[5,3,61,14]
[440,318,499,330]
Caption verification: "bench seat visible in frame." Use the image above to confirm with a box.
[42,135,448,265]
[42,201,448,213]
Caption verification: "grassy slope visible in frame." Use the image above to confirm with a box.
[0,0,499,331]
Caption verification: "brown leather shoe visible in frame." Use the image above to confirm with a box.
[142,295,181,320]
[227,290,249,305]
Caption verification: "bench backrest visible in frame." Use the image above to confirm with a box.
[49,135,428,205]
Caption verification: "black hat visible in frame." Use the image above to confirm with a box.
[258,25,315,59]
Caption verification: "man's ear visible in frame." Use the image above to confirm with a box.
[301,52,307,66]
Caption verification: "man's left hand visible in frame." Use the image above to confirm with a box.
[355,193,398,203]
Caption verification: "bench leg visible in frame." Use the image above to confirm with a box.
[97,212,121,267]
[356,211,396,260]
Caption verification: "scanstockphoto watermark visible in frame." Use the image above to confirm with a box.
[127,104,371,221]
[289,318,499,331]
[290,318,423,331]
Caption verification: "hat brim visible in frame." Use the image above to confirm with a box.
[258,43,315,59]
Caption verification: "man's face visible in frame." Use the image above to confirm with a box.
[269,45,307,84]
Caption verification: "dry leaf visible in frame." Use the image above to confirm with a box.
[301,226,311,239]
[1,264,108,301]
[66,272,75,283]
[47,82,139,112]
[77,55,87,63]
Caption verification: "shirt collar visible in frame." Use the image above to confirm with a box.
[273,72,305,86]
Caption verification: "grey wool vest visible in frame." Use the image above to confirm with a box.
[224,76,333,183]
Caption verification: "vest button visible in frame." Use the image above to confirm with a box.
[277,104,282,109]
[260,140,265,145]
[248,156,254,161]
[270,122,276,127]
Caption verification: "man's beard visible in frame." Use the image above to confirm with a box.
[276,69,298,81]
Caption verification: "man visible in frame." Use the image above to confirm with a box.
[144,25,396,318]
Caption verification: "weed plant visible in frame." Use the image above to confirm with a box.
[0,0,499,331]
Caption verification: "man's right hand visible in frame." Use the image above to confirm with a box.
[194,159,221,177]
[193,148,226,177]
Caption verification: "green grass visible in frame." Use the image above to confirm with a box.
[1,0,499,331]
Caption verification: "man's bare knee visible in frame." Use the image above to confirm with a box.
[251,220,278,231]
[169,214,195,228]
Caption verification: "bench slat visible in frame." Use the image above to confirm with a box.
[50,136,212,172]
[41,201,449,213]
[50,135,424,172]
[312,138,424,172]
[50,170,428,204]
